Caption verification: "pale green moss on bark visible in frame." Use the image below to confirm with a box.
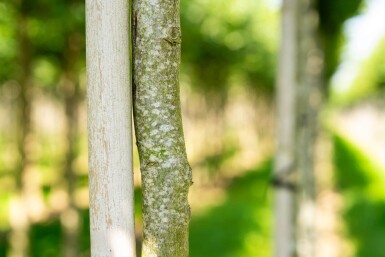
[132,0,192,256]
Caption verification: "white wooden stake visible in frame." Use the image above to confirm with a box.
[86,0,136,256]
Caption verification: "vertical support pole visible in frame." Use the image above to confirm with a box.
[274,0,298,256]
[86,0,136,256]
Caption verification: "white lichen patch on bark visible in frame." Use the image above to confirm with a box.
[133,0,192,256]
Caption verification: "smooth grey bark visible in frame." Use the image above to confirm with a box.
[273,0,298,257]
[86,0,136,256]
[132,0,192,256]
[296,0,323,256]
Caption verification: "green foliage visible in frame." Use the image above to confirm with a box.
[27,209,90,257]
[26,0,85,58]
[79,209,91,256]
[180,0,278,98]
[317,0,363,35]
[197,145,238,178]
[190,161,272,257]
[316,0,364,84]
[333,134,385,257]
[336,37,385,104]
[0,2,17,82]
[333,135,371,191]
[0,232,5,257]
[29,219,62,257]
[345,200,385,257]
[0,0,85,89]
[32,57,61,88]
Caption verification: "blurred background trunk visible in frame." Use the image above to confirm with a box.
[296,0,324,256]
[273,0,298,256]
[9,4,33,256]
[59,27,85,257]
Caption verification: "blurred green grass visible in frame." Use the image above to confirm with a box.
[0,135,385,256]
[189,161,272,257]
[0,160,273,257]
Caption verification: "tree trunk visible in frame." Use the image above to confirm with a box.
[86,0,136,256]
[60,27,84,257]
[296,0,323,256]
[273,0,298,257]
[9,8,32,257]
[61,73,81,257]
[132,0,192,256]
